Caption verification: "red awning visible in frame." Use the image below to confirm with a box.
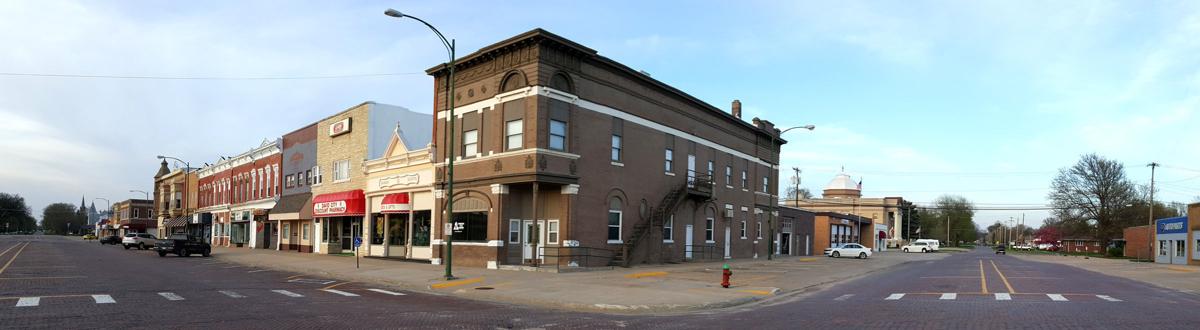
[313,190,365,217]
[380,193,412,214]
[878,231,887,239]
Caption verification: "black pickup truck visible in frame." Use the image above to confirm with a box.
[155,235,212,257]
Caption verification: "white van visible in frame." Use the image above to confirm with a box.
[914,239,940,251]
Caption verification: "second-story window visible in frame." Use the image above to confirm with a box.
[611,135,622,162]
[463,129,479,157]
[725,166,733,186]
[505,119,523,151]
[763,176,770,193]
[312,165,322,184]
[286,174,294,188]
[664,148,673,173]
[333,160,350,182]
[549,120,566,151]
[742,171,748,189]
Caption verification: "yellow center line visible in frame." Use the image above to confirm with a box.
[323,281,353,290]
[285,274,304,280]
[0,242,22,259]
[990,259,1016,294]
[0,242,30,276]
[979,259,988,294]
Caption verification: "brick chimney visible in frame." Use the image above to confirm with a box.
[732,100,742,119]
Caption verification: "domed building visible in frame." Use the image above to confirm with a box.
[784,170,913,251]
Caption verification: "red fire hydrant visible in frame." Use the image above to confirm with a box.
[721,264,732,288]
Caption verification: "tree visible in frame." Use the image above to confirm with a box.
[1034,225,1062,245]
[0,193,38,233]
[916,195,977,246]
[783,187,813,201]
[1048,153,1138,250]
[42,203,86,235]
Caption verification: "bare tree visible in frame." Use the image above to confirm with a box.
[1048,153,1138,249]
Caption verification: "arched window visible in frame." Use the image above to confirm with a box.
[500,71,527,92]
[550,72,573,93]
[608,197,623,242]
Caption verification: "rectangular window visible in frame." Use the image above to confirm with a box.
[285,174,294,188]
[283,223,291,238]
[302,223,309,240]
[508,220,521,243]
[547,221,559,244]
[725,166,733,186]
[549,120,567,151]
[664,148,673,173]
[1177,240,1186,257]
[505,119,523,151]
[705,218,715,242]
[450,212,488,242]
[388,216,406,246]
[663,215,673,242]
[463,129,479,157]
[133,209,140,218]
[757,221,762,239]
[313,166,322,184]
[608,211,622,242]
[763,176,770,193]
[322,220,330,243]
[306,170,312,185]
[740,221,747,239]
[611,135,622,162]
[372,214,385,245]
[333,160,350,182]
[707,161,714,178]
[742,171,748,189]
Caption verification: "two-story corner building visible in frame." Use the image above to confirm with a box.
[195,139,282,248]
[425,29,786,269]
[786,171,914,250]
[110,199,155,237]
[362,125,434,260]
[310,101,430,255]
[269,123,318,253]
[154,160,198,238]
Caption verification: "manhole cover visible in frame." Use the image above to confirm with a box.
[474,287,494,290]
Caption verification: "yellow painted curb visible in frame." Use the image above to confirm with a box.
[738,290,774,295]
[1167,266,1198,273]
[799,258,818,262]
[624,271,668,279]
[430,277,484,289]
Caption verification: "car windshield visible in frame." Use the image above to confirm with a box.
[124,234,136,237]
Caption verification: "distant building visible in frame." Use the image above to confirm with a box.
[785,171,912,251]
[111,199,155,236]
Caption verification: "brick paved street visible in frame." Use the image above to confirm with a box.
[5,235,1200,329]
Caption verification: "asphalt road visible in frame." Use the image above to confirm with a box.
[3,235,1200,329]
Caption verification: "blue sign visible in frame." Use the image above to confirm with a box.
[353,237,363,248]
[1156,217,1188,235]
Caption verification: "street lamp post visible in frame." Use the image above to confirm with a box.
[94,197,111,235]
[768,125,814,260]
[386,8,458,280]
[130,190,150,200]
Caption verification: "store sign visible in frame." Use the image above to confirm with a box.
[380,203,411,213]
[1157,218,1187,234]
[329,118,352,137]
[378,174,420,189]
[314,201,347,216]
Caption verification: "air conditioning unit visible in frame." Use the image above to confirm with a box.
[724,210,735,218]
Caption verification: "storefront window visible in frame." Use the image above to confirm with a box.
[371,214,385,245]
[388,215,406,246]
[322,220,330,243]
[450,211,488,242]
[302,223,309,240]
[1176,240,1185,257]
[1159,240,1167,256]
[412,211,431,246]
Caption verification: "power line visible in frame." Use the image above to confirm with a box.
[0,71,423,81]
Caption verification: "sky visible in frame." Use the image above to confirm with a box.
[1,1,1198,228]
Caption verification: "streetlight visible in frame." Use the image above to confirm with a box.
[94,197,111,234]
[130,190,149,200]
[386,8,458,280]
[768,125,814,260]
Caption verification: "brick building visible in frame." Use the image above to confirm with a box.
[425,29,786,269]
[269,123,318,253]
[196,139,282,248]
[110,199,155,236]
[1123,225,1152,259]
[154,160,198,238]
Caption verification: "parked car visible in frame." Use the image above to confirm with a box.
[901,242,932,253]
[82,234,97,240]
[825,243,872,259]
[914,239,941,251]
[995,245,1006,255]
[155,235,211,257]
[122,233,159,250]
[100,235,122,245]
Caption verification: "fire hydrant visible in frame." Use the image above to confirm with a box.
[721,264,732,288]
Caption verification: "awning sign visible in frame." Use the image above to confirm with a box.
[314,201,347,216]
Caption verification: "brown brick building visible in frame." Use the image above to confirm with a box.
[427,29,786,268]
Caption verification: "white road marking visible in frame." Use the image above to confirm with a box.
[272,290,304,298]
[1097,295,1122,302]
[247,269,270,273]
[158,292,185,301]
[322,289,360,297]
[15,297,39,307]
[833,294,854,301]
[995,293,1011,300]
[885,293,904,300]
[288,278,337,285]
[940,293,957,300]
[219,290,246,298]
[368,289,406,296]
[1047,294,1068,301]
[92,295,115,304]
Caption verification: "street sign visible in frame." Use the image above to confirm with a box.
[353,237,362,248]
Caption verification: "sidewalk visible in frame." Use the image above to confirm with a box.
[213,247,946,314]
[1012,253,1200,294]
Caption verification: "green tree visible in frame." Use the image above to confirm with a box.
[1048,153,1138,249]
[42,203,85,235]
[916,195,977,246]
[1,193,38,233]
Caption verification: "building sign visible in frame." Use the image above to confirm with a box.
[378,174,420,189]
[1157,217,1187,234]
[314,201,347,216]
[329,118,352,137]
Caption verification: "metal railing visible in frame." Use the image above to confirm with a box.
[683,244,722,261]
[538,246,617,271]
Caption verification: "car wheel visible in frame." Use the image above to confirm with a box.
[124,245,130,250]
[181,249,191,257]
[202,249,211,257]
[903,248,909,253]
[859,252,867,259]
[831,251,840,258]
[158,251,166,257]
[922,248,927,253]
[139,243,146,250]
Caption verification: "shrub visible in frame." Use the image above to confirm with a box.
[1106,247,1122,258]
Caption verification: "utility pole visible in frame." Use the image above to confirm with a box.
[1147,162,1159,261]
[791,167,801,206]
[945,214,950,247]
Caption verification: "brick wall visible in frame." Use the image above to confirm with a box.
[1124,225,1152,259]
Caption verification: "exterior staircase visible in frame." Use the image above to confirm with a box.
[611,174,713,267]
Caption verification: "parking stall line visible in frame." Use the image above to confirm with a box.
[940,293,957,300]
[158,292,185,301]
[885,293,904,300]
[15,297,39,307]
[321,289,359,297]
[220,290,246,298]
[833,294,854,301]
[367,289,406,296]
[1096,295,1122,302]
[92,294,116,304]
[272,290,304,298]
[1047,294,1068,301]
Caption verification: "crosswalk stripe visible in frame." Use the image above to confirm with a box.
[158,292,185,301]
[272,290,304,298]
[322,289,359,297]
[940,293,957,300]
[995,293,1011,300]
[92,295,115,304]
[885,293,904,300]
[15,297,39,307]
[1047,294,1068,301]
[368,289,406,296]
[219,290,246,298]
[1097,295,1122,302]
